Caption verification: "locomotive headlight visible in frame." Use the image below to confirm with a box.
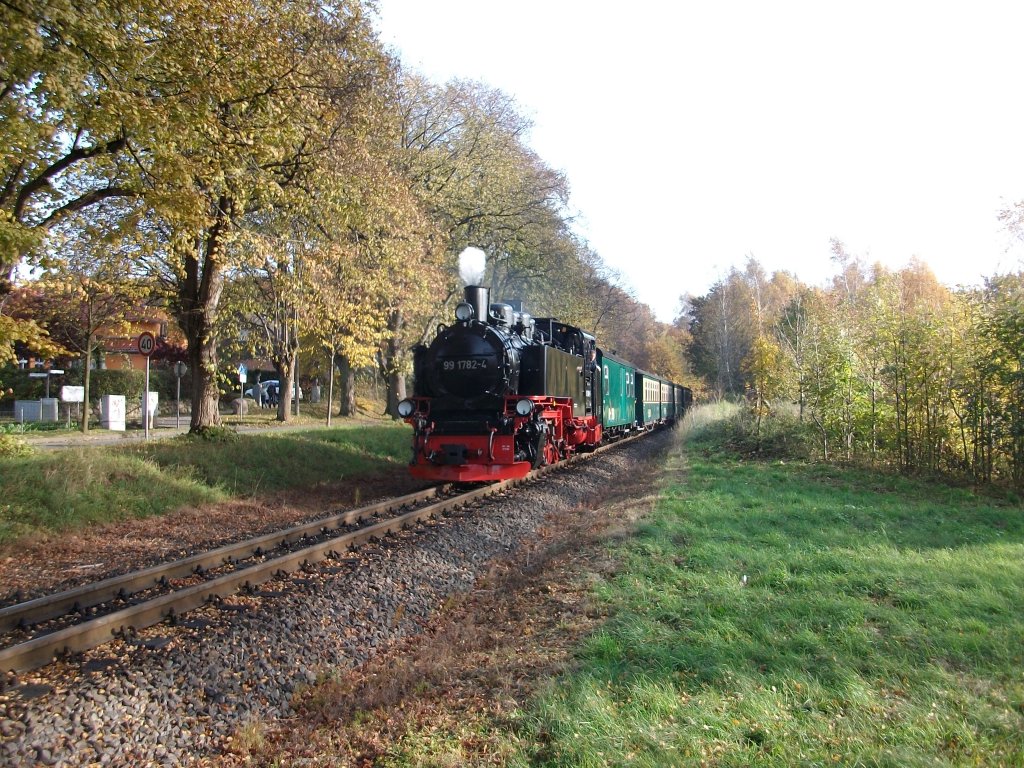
[397,399,415,418]
[515,398,534,417]
[454,302,474,322]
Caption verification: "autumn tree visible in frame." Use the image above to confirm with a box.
[2,0,391,430]
[131,0,391,431]
[687,269,756,398]
[976,273,1024,488]
[380,74,575,415]
[799,289,860,460]
[645,322,692,386]
[0,0,153,360]
[945,289,991,481]
[528,246,631,340]
[303,88,449,420]
[222,226,311,422]
[16,224,148,430]
[683,227,1023,490]
[775,290,813,421]
[228,144,439,423]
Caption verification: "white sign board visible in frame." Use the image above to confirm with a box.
[60,385,85,403]
[101,395,126,431]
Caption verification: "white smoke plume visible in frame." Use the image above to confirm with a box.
[458,246,487,285]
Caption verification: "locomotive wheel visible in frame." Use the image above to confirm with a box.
[530,431,545,468]
[543,435,560,466]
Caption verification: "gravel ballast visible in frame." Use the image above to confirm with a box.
[0,431,675,767]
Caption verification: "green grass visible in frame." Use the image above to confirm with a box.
[0,421,67,434]
[516,409,1024,766]
[139,420,411,493]
[0,422,412,546]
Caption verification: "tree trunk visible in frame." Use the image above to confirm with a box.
[382,309,406,420]
[336,353,356,417]
[386,353,405,421]
[175,200,231,433]
[188,340,222,430]
[812,414,829,461]
[275,355,295,423]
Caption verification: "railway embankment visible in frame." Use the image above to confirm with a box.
[0,426,678,766]
[0,420,414,563]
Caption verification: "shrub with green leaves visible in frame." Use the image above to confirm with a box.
[0,433,33,458]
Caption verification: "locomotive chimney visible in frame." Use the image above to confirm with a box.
[464,285,489,323]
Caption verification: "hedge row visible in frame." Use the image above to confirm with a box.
[0,367,189,403]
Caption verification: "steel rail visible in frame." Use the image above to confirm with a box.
[0,426,652,672]
[0,470,536,672]
[0,486,448,634]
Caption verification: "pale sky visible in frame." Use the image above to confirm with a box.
[374,1,1024,321]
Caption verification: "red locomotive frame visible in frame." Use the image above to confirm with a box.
[403,394,602,483]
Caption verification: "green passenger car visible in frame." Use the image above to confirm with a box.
[600,351,636,432]
[636,371,663,427]
[669,382,692,423]
[664,381,678,422]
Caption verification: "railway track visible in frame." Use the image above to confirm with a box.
[0,432,644,673]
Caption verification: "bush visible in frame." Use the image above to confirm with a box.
[0,368,54,400]
[745,408,816,458]
[74,369,148,401]
[0,433,33,458]
[693,403,815,460]
[1,366,141,401]
[180,425,239,444]
[1,365,188,403]
[84,368,184,401]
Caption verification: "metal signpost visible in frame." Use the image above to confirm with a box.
[174,361,187,429]
[237,364,247,423]
[138,332,156,439]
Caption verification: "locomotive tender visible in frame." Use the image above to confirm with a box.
[398,283,692,483]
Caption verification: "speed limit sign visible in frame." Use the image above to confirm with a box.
[137,331,156,357]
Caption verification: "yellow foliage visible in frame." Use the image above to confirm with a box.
[0,314,65,365]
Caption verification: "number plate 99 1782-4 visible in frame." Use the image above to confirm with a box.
[442,358,488,371]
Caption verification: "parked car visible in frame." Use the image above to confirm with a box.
[243,379,303,405]
[244,380,279,401]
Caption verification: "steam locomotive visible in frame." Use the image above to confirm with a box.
[398,284,691,483]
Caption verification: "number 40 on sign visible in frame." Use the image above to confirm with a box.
[137,332,156,356]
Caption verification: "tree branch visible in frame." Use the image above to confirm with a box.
[13,135,129,221]
[38,186,137,230]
